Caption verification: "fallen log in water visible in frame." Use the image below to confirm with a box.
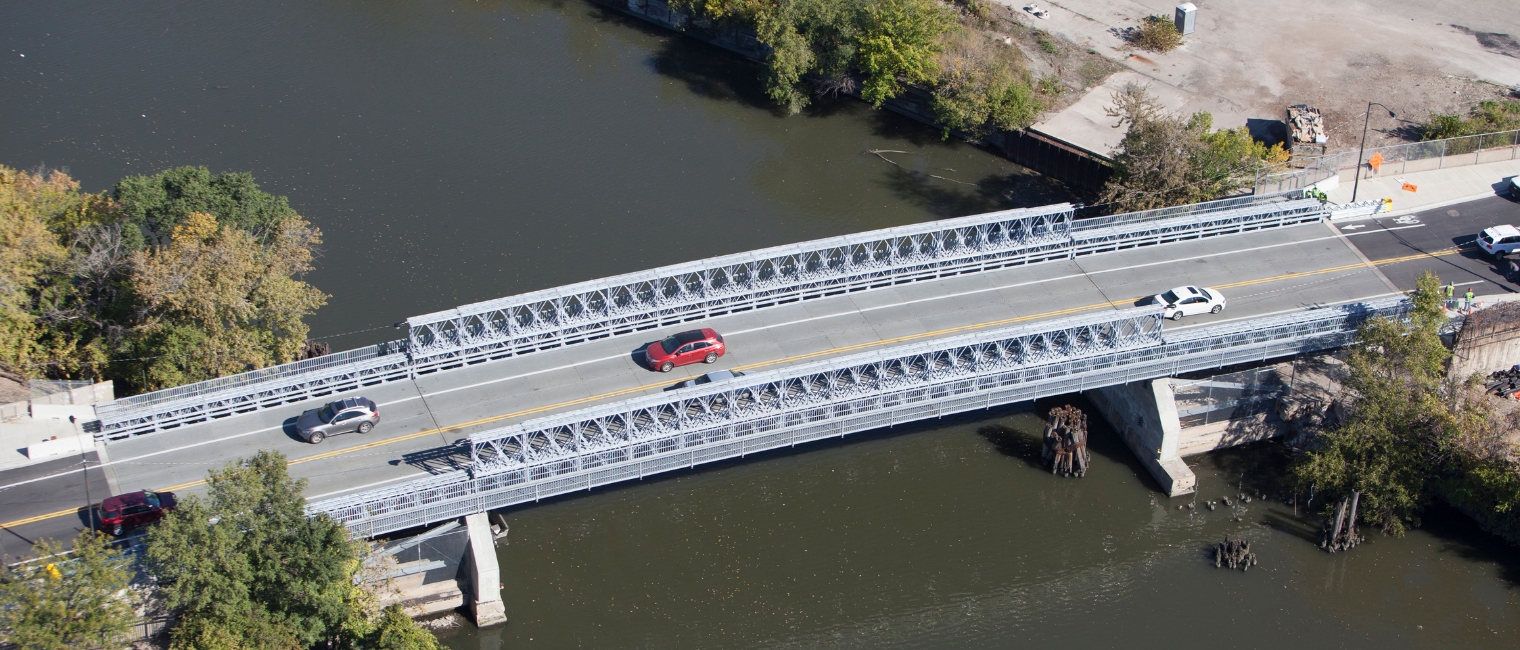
[1042,404,1090,477]
[1215,535,1258,571]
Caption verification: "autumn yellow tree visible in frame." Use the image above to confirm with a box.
[129,211,328,389]
[0,166,124,382]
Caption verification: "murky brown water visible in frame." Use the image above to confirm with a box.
[3,2,1517,647]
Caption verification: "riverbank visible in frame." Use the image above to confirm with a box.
[594,0,1122,192]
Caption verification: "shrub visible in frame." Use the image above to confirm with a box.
[1130,15,1182,53]
[1421,99,1520,140]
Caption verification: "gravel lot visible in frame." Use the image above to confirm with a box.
[996,0,1520,152]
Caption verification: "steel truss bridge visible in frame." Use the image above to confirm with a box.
[91,192,1325,440]
[310,296,1408,538]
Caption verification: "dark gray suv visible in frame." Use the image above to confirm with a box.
[296,397,379,444]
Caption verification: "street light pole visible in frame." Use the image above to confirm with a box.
[1352,101,1397,203]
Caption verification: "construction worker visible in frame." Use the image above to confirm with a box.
[1446,281,1456,309]
[1465,288,1476,312]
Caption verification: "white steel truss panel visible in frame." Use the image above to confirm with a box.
[309,296,1405,537]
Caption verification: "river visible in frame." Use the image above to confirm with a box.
[2,1,1517,648]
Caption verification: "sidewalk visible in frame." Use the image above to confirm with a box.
[1322,159,1520,218]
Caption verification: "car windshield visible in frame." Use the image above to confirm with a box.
[659,336,680,354]
[694,375,712,385]
[318,404,337,423]
[1161,290,1180,305]
[144,492,160,507]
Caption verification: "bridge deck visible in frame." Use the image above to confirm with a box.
[11,194,1507,543]
[87,219,1402,509]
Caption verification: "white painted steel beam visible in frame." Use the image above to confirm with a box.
[309,296,1405,537]
[93,192,1322,440]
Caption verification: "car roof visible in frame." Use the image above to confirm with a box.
[1167,286,1200,296]
[672,330,707,345]
[101,490,149,509]
[703,370,739,382]
[329,397,373,411]
[1485,225,1520,238]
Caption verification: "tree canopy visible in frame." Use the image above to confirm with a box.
[1098,83,1288,213]
[144,451,440,649]
[113,166,302,249]
[0,164,328,394]
[0,531,137,650]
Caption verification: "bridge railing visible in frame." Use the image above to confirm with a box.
[92,344,412,441]
[309,296,1405,537]
[93,192,1324,440]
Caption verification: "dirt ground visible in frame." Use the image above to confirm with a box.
[990,0,1520,153]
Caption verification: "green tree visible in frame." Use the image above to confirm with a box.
[368,605,443,650]
[858,0,953,105]
[1098,83,1287,213]
[930,28,1041,138]
[1291,272,1453,536]
[144,451,440,649]
[0,531,137,650]
[128,210,328,389]
[112,166,301,250]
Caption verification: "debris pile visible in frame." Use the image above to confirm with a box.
[1321,492,1363,552]
[1288,105,1326,146]
[1215,535,1258,571]
[1486,365,1520,398]
[1042,404,1090,477]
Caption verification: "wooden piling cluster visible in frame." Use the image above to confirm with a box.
[1321,491,1363,552]
[1215,536,1258,571]
[1042,405,1090,477]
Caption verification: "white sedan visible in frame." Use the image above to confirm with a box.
[1152,286,1226,320]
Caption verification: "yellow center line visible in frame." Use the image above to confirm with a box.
[0,245,1467,530]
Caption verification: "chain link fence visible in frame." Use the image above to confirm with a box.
[1172,366,1294,428]
[1256,129,1520,195]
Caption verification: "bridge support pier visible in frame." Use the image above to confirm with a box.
[1085,379,1196,497]
[463,512,508,627]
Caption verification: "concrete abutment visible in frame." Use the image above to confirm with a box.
[464,512,508,627]
[1085,379,1197,497]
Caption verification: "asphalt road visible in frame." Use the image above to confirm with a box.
[3,194,1518,548]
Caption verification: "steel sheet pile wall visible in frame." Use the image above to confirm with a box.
[95,193,1322,440]
[311,296,1405,537]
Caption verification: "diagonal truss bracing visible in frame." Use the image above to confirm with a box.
[93,192,1324,440]
[310,296,1406,537]
[403,195,1324,373]
[403,203,1076,371]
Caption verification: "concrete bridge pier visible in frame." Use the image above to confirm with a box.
[464,512,508,626]
[1085,379,1197,497]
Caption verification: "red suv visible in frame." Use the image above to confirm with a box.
[98,490,177,536]
[645,328,726,372]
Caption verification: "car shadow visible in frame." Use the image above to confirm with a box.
[281,416,306,443]
[629,341,654,371]
[1132,296,1157,308]
[1490,176,1517,201]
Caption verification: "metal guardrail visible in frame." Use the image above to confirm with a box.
[93,192,1324,440]
[94,344,412,440]
[310,297,1407,537]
